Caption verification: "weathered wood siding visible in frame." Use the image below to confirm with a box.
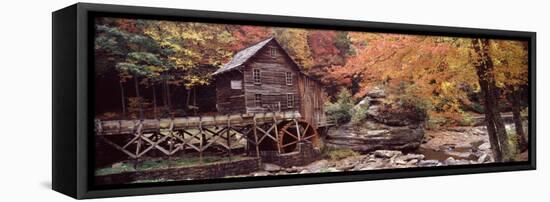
[298,75,327,128]
[243,41,301,113]
[215,71,245,114]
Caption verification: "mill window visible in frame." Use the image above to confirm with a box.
[285,72,292,85]
[286,94,294,109]
[253,68,261,84]
[255,94,262,107]
[270,47,276,57]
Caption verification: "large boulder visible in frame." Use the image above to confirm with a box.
[326,87,426,152]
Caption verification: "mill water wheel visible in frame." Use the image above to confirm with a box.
[277,120,319,153]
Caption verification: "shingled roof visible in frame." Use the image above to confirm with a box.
[213,37,275,75]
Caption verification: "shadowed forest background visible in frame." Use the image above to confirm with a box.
[94,16,529,175]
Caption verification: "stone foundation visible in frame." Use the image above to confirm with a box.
[95,157,260,185]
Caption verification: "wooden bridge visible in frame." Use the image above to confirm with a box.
[95,111,329,164]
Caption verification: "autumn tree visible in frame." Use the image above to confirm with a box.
[95,18,162,118]
[272,28,315,69]
[491,40,529,151]
[230,25,272,51]
[471,38,512,162]
[141,20,236,115]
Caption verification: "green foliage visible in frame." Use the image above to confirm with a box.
[469,102,485,113]
[325,88,354,125]
[459,112,474,126]
[334,31,354,56]
[351,103,369,125]
[426,116,445,130]
[116,52,165,78]
[395,83,429,121]
[504,126,519,160]
[324,147,359,160]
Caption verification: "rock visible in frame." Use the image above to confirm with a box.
[305,160,329,172]
[299,170,310,174]
[327,124,424,152]
[408,159,419,165]
[326,87,425,153]
[263,163,282,172]
[478,142,491,150]
[470,140,486,150]
[477,153,490,163]
[366,87,386,98]
[448,127,469,132]
[418,160,440,167]
[366,129,390,136]
[374,150,403,158]
[252,171,271,176]
[285,167,300,173]
[366,105,382,117]
[444,150,473,159]
[336,164,356,171]
[395,158,408,165]
[394,154,424,165]
[471,127,487,136]
[397,154,425,161]
[358,160,386,170]
[357,98,369,106]
[454,159,470,165]
[444,157,457,165]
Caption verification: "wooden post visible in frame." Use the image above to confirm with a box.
[167,121,174,167]
[253,117,261,167]
[199,117,204,164]
[273,114,281,154]
[134,121,143,169]
[294,119,301,141]
[181,124,186,156]
[226,115,232,161]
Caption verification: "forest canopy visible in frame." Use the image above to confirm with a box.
[94,17,528,127]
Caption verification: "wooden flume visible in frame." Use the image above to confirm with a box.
[95,111,321,165]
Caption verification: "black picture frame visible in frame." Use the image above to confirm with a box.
[52,2,536,199]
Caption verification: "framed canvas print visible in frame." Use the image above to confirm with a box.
[52,3,536,199]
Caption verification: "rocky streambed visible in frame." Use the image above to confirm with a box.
[233,87,523,177]
[234,126,496,177]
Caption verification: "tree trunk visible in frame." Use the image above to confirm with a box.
[489,85,512,161]
[152,82,157,119]
[472,38,512,162]
[134,75,144,120]
[186,88,191,110]
[476,71,503,162]
[162,79,170,116]
[511,89,527,151]
[193,86,197,115]
[119,79,126,119]
[166,81,172,116]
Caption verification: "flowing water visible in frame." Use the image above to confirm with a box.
[415,147,478,161]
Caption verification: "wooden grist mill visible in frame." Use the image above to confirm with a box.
[94,37,333,167]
